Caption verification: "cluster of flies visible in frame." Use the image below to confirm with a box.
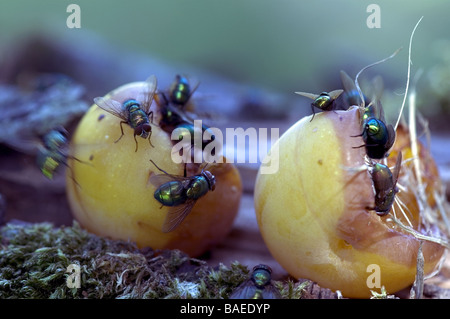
[94,72,280,298]
[22,70,403,299]
[26,20,432,299]
[296,64,402,217]
[95,74,217,233]
[30,75,217,233]
[22,61,407,299]
[20,62,405,299]
[28,75,280,299]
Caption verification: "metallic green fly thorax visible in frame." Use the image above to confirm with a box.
[149,160,216,232]
[295,89,344,121]
[168,74,198,107]
[313,92,334,110]
[169,75,191,106]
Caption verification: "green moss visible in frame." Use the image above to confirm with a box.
[370,286,398,299]
[1,222,295,299]
[278,279,310,299]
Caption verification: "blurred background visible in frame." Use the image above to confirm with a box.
[0,0,449,123]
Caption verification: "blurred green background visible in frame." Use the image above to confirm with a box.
[1,0,449,123]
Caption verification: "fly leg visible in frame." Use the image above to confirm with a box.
[149,159,170,175]
[147,111,155,148]
[133,134,139,152]
[114,121,127,144]
[148,134,154,148]
[148,111,154,123]
[309,104,316,122]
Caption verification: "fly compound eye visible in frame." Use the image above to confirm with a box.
[135,126,143,136]
[142,123,151,133]
[253,264,272,273]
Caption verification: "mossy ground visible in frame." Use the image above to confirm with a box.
[0,222,309,299]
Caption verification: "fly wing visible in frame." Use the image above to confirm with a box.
[93,97,127,120]
[261,285,282,299]
[148,159,193,188]
[328,89,344,100]
[161,199,196,232]
[371,163,395,199]
[340,70,357,93]
[148,173,191,189]
[229,281,257,299]
[385,123,396,152]
[340,70,362,106]
[294,91,319,100]
[361,75,384,119]
[392,152,402,186]
[149,174,178,188]
[367,75,386,119]
[340,70,377,111]
[371,99,385,121]
[371,75,384,105]
[187,77,200,100]
[4,137,41,155]
[138,75,158,114]
[180,75,200,108]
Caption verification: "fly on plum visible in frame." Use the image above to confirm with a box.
[368,152,402,216]
[295,90,344,121]
[94,75,157,152]
[149,159,216,232]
